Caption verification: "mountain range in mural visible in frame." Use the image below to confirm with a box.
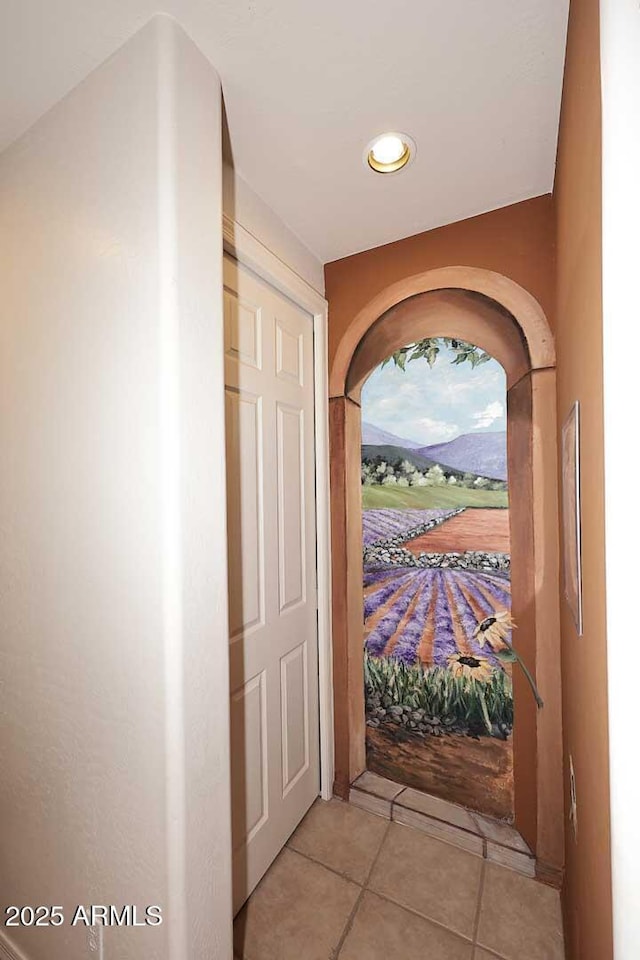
[361,421,426,450]
[362,421,507,481]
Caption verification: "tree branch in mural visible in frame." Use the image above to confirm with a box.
[474,614,544,709]
[381,337,491,371]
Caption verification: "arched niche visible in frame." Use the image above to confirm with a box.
[329,270,563,881]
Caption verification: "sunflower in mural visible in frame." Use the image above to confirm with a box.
[447,653,493,683]
[473,610,515,652]
[472,610,544,709]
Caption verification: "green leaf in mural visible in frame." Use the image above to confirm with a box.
[382,335,493,372]
[495,649,518,663]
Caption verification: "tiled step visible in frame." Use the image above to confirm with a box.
[349,770,536,879]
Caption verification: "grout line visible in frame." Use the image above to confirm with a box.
[363,887,475,945]
[333,818,393,958]
[364,818,393,888]
[471,855,488,950]
[359,782,529,854]
[285,844,365,888]
[288,833,529,960]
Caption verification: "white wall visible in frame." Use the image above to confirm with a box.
[222,163,325,294]
[0,16,232,960]
[600,1,640,957]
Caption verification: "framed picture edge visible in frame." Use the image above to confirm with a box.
[562,399,584,637]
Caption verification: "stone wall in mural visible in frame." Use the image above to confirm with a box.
[361,338,538,821]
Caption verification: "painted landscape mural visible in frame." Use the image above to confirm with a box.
[361,337,519,819]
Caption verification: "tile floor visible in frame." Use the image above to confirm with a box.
[233,798,565,960]
[350,771,536,877]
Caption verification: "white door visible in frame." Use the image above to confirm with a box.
[224,254,320,913]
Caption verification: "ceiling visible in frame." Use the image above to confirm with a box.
[0,1,569,263]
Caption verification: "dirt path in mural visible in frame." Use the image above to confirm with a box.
[366,724,514,820]
[406,507,510,554]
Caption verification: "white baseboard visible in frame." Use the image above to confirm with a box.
[0,930,31,960]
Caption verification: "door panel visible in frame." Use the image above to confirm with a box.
[276,402,305,611]
[224,255,319,914]
[280,640,309,795]
[225,388,264,639]
[230,671,268,847]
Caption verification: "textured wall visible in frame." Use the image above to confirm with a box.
[325,195,556,378]
[222,163,324,294]
[554,0,613,957]
[0,17,232,960]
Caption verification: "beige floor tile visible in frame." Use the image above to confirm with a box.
[339,892,473,960]
[472,813,530,852]
[287,797,388,883]
[396,787,478,831]
[349,787,392,819]
[476,863,564,960]
[352,770,405,800]
[393,804,484,856]
[369,822,483,938]
[486,841,536,877]
[233,848,359,960]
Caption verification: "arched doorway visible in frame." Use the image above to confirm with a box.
[329,270,563,879]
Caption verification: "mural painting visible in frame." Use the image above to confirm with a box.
[361,337,541,820]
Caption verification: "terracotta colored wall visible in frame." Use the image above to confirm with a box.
[325,195,556,375]
[554,0,613,957]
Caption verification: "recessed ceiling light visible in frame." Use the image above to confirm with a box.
[365,132,416,174]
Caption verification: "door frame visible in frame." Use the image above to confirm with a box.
[222,214,334,801]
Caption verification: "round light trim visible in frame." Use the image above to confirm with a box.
[365,132,415,174]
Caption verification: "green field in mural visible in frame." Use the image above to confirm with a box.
[361,484,508,510]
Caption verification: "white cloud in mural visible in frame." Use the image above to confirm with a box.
[408,417,460,444]
[361,342,506,445]
[437,380,476,404]
[472,401,504,429]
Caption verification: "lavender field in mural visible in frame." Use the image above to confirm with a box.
[364,567,510,667]
[362,507,460,546]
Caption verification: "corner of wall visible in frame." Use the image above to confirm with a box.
[222,162,325,295]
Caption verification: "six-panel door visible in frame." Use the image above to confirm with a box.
[224,254,320,913]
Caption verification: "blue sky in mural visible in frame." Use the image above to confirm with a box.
[362,343,506,446]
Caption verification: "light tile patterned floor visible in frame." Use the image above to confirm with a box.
[350,771,536,876]
[233,798,565,960]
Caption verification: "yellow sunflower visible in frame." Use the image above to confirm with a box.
[473,610,515,652]
[447,653,493,682]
